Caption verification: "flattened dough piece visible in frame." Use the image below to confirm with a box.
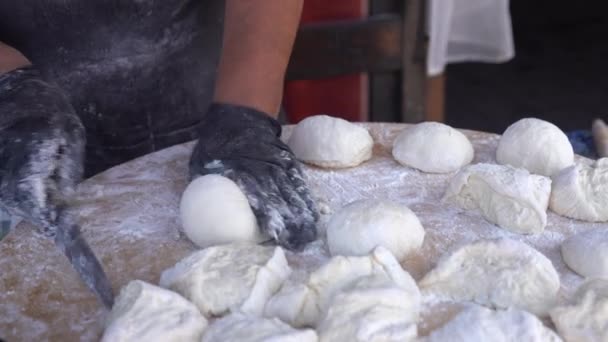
[318,275,419,342]
[550,279,608,342]
[326,199,425,260]
[443,163,551,234]
[160,243,291,317]
[265,246,419,328]
[425,305,562,342]
[561,228,608,278]
[201,312,318,342]
[550,158,608,222]
[287,115,373,168]
[392,121,474,173]
[102,280,207,342]
[419,238,560,315]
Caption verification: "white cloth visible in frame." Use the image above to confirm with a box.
[427,0,514,76]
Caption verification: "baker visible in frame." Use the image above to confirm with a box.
[0,0,318,309]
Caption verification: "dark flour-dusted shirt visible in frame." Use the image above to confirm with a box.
[0,0,225,175]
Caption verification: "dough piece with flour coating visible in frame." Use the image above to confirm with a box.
[160,244,290,317]
[287,115,373,168]
[561,228,608,278]
[496,118,574,177]
[551,279,608,342]
[180,175,264,248]
[425,305,562,342]
[201,312,317,342]
[265,246,419,328]
[419,238,560,316]
[318,275,419,342]
[443,163,551,234]
[392,122,474,173]
[102,280,207,342]
[326,199,425,260]
[550,158,608,222]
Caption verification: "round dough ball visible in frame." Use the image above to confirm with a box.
[392,122,474,173]
[180,174,263,248]
[287,115,373,168]
[419,238,560,316]
[561,228,608,278]
[550,158,608,222]
[496,118,574,177]
[326,199,425,260]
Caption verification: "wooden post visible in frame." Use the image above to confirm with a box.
[401,0,427,123]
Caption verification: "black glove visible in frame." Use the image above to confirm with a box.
[190,103,319,250]
[0,67,113,308]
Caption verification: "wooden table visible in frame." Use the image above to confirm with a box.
[0,124,601,341]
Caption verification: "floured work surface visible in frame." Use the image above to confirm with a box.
[0,124,602,341]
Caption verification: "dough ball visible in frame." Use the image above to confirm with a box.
[392,122,474,173]
[561,228,608,278]
[265,246,419,328]
[317,275,419,342]
[201,312,317,342]
[419,238,560,315]
[287,115,373,168]
[102,280,207,342]
[443,163,551,234]
[550,158,608,222]
[550,279,608,342]
[426,305,562,342]
[326,199,425,260]
[180,174,264,248]
[496,118,574,177]
[159,243,291,317]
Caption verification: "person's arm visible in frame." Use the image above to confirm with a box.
[213,0,303,116]
[0,41,31,74]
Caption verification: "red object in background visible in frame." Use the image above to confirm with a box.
[283,0,369,123]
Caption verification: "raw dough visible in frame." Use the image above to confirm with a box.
[392,121,474,173]
[496,117,574,177]
[425,305,562,342]
[265,246,420,328]
[419,238,560,315]
[317,275,419,342]
[561,228,608,278]
[550,158,608,222]
[159,243,290,317]
[102,280,207,342]
[326,199,425,260]
[550,279,608,342]
[287,115,373,168]
[443,163,551,234]
[201,312,318,342]
[180,174,264,248]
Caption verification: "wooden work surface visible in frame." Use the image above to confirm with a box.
[0,124,602,341]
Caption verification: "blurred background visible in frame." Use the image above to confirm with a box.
[282,0,608,137]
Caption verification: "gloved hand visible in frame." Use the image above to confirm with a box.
[190,103,319,250]
[0,67,114,308]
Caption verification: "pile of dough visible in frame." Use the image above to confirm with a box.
[102,280,207,342]
[180,174,264,248]
[425,305,562,342]
[159,243,290,317]
[561,228,608,278]
[265,246,420,328]
[201,312,317,342]
[392,122,474,173]
[326,199,425,260]
[550,158,608,222]
[496,118,574,177]
[287,115,373,168]
[317,275,419,342]
[419,238,560,315]
[443,163,551,234]
[550,279,608,342]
